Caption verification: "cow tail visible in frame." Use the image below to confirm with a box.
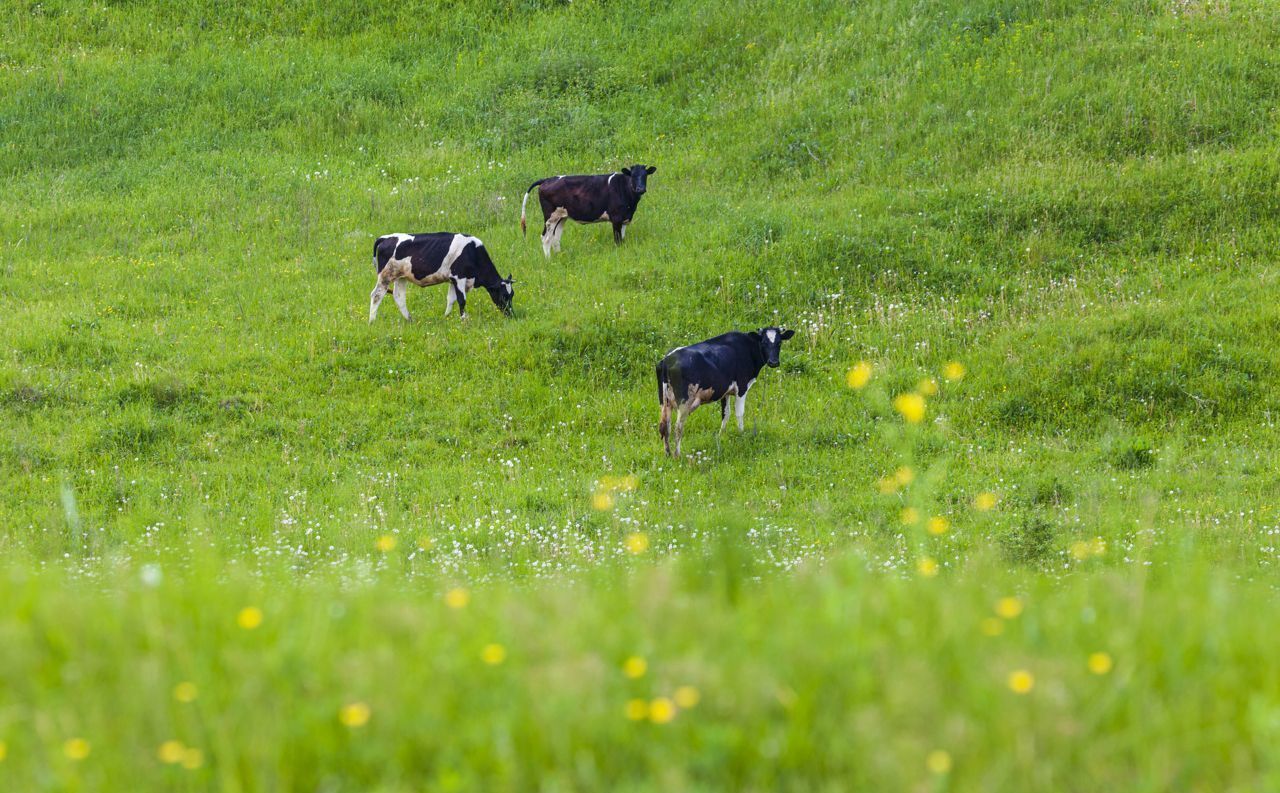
[520,179,545,238]
[372,238,382,274]
[655,360,667,405]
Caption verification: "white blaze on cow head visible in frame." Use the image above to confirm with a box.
[758,327,795,368]
[487,274,515,316]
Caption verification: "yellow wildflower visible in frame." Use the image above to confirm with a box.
[995,597,1023,619]
[973,491,998,511]
[926,749,953,775]
[624,532,649,555]
[625,699,648,721]
[917,378,939,396]
[375,534,397,553]
[917,557,939,577]
[674,686,701,708]
[1007,669,1035,694]
[980,617,1004,636]
[900,507,920,525]
[481,643,507,665]
[648,697,677,724]
[894,466,915,487]
[63,738,90,761]
[893,392,926,423]
[339,702,371,728]
[591,491,615,511]
[444,587,470,609]
[846,361,873,389]
[0,740,6,762]
[236,607,263,630]
[943,361,966,381]
[622,656,647,679]
[158,740,185,764]
[173,681,198,703]
[1088,652,1113,675]
[180,748,203,770]
[927,516,950,535]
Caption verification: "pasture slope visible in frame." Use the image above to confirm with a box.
[2,0,1280,789]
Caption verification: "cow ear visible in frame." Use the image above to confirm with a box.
[619,166,631,176]
[780,329,795,340]
[645,165,656,174]
[749,330,763,342]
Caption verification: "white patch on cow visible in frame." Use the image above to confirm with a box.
[444,282,457,316]
[392,279,410,320]
[734,378,754,431]
[766,329,777,343]
[620,222,627,240]
[442,234,480,272]
[608,173,618,187]
[597,212,611,222]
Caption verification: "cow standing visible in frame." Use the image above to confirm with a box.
[656,327,796,458]
[369,232,514,322]
[520,165,656,258]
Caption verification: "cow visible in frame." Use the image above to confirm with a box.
[368,232,514,322]
[520,164,656,258]
[656,327,796,458]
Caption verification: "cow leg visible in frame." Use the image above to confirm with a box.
[659,400,672,456]
[551,216,566,253]
[369,279,390,323]
[736,389,748,431]
[613,221,625,245]
[392,279,410,321]
[541,220,553,259]
[674,400,698,459]
[541,208,567,259]
[719,397,732,434]
[454,279,468,319]
[444,282,457,316]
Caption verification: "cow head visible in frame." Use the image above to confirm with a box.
[755,327,795,368]
[487,274,515,316]
[622,164,656,195]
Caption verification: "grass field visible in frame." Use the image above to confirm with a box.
[3,0,1280,789]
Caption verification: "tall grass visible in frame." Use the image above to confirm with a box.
[2,0,1279,788]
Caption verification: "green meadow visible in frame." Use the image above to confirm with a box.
[3,0,1280,789]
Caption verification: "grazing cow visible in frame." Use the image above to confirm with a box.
[369,232,514,322]
[520,164,656,257]
[656,327,796,458]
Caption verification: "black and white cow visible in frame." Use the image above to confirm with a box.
[369,232,514,322]
[520,165,656,258]
[655,327,796,458]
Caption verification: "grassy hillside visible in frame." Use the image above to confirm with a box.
[2,0,1280,789]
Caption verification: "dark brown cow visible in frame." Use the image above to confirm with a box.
[520,165,656,257]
